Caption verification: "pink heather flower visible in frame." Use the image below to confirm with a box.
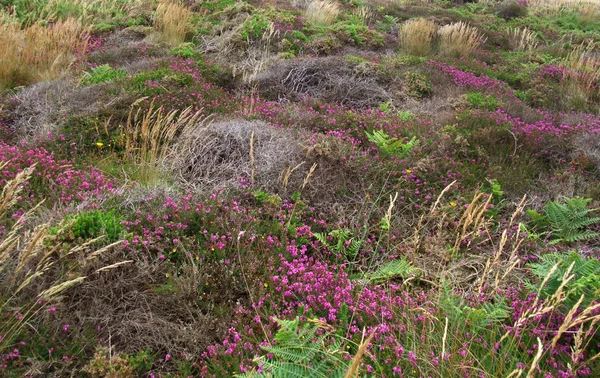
[165,354,171,362]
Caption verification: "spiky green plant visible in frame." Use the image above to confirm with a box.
[365,130,418,158]
[527,197,600,244]
[237,317,349,378]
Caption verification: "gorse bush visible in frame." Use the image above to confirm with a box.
[81,64,127,86]
[528,197,600,244]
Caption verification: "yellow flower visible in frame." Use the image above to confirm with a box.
[95,142,104,147]
[165,273,170,278]
[450,201,457,207]
[263,283,269,288]
[406,169,412,174]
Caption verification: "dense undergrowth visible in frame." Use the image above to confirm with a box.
[0,0,600,377]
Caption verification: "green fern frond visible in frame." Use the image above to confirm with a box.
[365,130,418,158]
[366,257,419,284]
[528,197,600,244]
[528,251,600,308]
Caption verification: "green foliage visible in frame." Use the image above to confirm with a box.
[375,15,398,33]
[81,64,127,86]
[331,17,383,47]
[169,43,201,59]
[466,92,500,111]
[237,317,349,378]
[439,282,510,333]
[71,210,125,242]
[365,130,418,158]
[315,229,362,261]
[527,197,600,244]
[124,350,155,375]
[365,257,419,284]
[240,13,271,41]
[528,251,600,308]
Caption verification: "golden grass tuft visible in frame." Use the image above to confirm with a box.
[124,98,203,184]
[438,21,486,58]
[153,0,194,46]
[398,18,437,57]
[305,0,340,25]
[0,19,89,90]
[506,27,538,52]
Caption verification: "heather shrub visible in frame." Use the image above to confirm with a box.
[438,21,486,58]
[398,18,437,57]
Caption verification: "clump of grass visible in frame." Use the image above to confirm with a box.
[124,98,203,184]
[305,0,340,25]
[153,0,194,46]
[562,42,600,109]
[506,27,538,52]
[0,19,89,90]
[398,18,437,57]
[438,21,486,58]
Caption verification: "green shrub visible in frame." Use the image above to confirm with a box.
[71,210,125,242]
[81,64,127,86]
[169,43,201,59]
[240,13,271,41]
[466,92,500,111]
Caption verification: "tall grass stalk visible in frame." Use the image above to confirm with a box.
[124,99,203,184]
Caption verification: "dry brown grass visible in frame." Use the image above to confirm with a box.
[153,0,194,46]
[305,0,340,25]
[0,19,89,90]
[399,18,437,57]
[438,21,486,58]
